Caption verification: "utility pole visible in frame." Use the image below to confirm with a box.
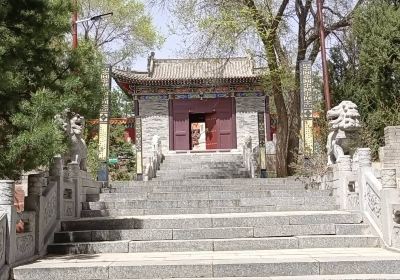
[316,0,332,111]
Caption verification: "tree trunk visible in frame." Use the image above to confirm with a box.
[287,6,308,175]
[265,40,288,177]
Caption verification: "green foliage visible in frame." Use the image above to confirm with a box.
[0,0,104,179]
[86,125,136,181]
[329,0,400,158]
[87,139,101,179]
[110,89,133,118]
[79,0,164,65]
[109,125,136,181]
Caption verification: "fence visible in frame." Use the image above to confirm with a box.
[0,156,101,279]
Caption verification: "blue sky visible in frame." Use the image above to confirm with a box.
[134,5,183,70]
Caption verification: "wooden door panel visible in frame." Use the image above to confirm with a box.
[174,112,189,150]
[218,111,233,149]
[206,113,217,149]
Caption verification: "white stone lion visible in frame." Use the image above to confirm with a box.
[55,109,88,170]
[326,101,361,165]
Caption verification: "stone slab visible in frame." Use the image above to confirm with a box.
[173,227,254,240]
[254,224,336,237]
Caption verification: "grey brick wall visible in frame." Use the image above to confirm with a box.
[236,97,265,151]
[139,99,169,159]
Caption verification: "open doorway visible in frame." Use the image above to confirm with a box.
[189,113,206,150]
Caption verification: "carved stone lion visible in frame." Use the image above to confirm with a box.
[326,101,361,165]
[55,109,88,170]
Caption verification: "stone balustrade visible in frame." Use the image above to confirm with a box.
[0,157,102,279]
[321,126,400,249]
[143,135,164,181]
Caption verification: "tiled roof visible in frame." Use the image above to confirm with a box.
[113,56,263,84]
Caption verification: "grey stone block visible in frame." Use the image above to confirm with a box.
[173,227,254,240]
[212,215,289,227]
[148,192,210,200]
[213,237,298,251]
[129,240,213,252]
[240,197,305,207]
[48,240,129,254]
[13,263,110,280]
[108,263,213,279]
[138,217,213,229]
[61,217,138,231]
[335,224,371,235]
[318,259,400,275]
[144,208,210,215]
[289,213,363,225]
[254,224,336,237]
[91,229,173,241]
[212,259,319,277]
[297,235,379,248]
[54,231,92,243]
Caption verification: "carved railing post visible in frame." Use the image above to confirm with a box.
[67,163,82,219]
[0,180,17,265]
[336,155,352,210]
[49,156,63,220]
[357,148,372,214]
[25,174,45,254]
[380,168,398,246]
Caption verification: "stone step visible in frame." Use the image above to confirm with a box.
[55,224,367,243]
[82,197,337,211]
[108,184,307,193]
[97,190,333,201]
[81,204,339,217]
[61,211,363,231]
[48,235,379,255]
[84,276,400,280]
[153,173,250,180]
[13,248,400,279]
[111,178,305,187]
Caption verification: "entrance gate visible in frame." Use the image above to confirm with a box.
[169,98,236,151]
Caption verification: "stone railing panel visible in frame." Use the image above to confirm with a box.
[14,211,35,263]
[144,135,163,181]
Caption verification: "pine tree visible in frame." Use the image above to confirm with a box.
[0,0,104,179]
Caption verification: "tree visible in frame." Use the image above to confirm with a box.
[153,0,363,176]
[0,0,104,179]
[79,0,164,66]
[329,0,400,157]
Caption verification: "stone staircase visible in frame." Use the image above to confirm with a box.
[13,153,400,279]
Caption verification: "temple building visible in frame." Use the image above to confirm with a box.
[112,53,273,160]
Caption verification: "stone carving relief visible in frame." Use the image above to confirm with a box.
[64,201,74,217]
[43,189,57,228]
[365,183,382,219]
[326,101,361,164]
[347,193,360,210]
[55,109,87,170]
[16,234,34,257]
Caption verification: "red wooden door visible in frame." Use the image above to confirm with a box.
[218,111,233,149]
[205,113,218,149]
[173,112,189,150]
